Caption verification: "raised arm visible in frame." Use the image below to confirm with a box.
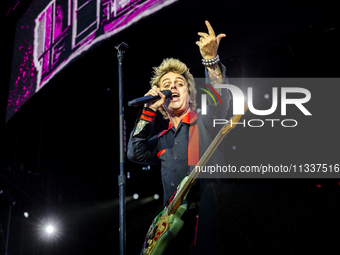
[196,20,226,94]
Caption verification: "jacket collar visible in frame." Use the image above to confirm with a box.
[159,111,197,137]
[168,111,197,129]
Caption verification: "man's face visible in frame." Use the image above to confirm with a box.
[159,72,190,116]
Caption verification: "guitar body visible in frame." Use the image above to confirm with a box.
[141,177,189,255]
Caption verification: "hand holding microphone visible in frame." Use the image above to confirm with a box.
[128,86,172,111]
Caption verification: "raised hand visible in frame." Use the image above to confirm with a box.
[196,20,226,60]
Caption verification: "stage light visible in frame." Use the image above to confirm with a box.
[23,212,29,218]
[39,217,62,238]
[154,194,160,200]
[133,193,139,200]
[46,225,54,234]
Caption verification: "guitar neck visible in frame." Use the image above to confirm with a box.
[167,110,246,215]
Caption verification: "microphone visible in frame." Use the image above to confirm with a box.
[128,90,172,107]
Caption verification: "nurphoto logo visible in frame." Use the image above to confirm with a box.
[200,84,312,128]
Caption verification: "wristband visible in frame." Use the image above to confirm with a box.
[202,55,220,66]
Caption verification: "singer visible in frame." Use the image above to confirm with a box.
[127,21,230,255]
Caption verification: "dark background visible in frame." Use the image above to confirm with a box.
[0,0,339,254]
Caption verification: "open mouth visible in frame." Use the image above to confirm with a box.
[171,93,180,102]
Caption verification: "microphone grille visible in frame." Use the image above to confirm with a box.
[161,90,172,98]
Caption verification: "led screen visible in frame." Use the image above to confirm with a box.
[6,0,176,122]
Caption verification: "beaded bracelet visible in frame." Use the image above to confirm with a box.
[202,55,220,66]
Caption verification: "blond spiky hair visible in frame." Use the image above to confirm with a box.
[150,58,197,118]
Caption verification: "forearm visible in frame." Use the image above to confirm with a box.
[127,107,158,164]
[202,62,230,120]
[133,119,148,136]
[206,64,223,95]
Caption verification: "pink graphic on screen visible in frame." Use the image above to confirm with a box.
[7,0,177,122]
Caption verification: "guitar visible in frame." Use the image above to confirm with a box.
[141,105,248,255]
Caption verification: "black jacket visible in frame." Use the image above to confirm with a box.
[127,64,230,205]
